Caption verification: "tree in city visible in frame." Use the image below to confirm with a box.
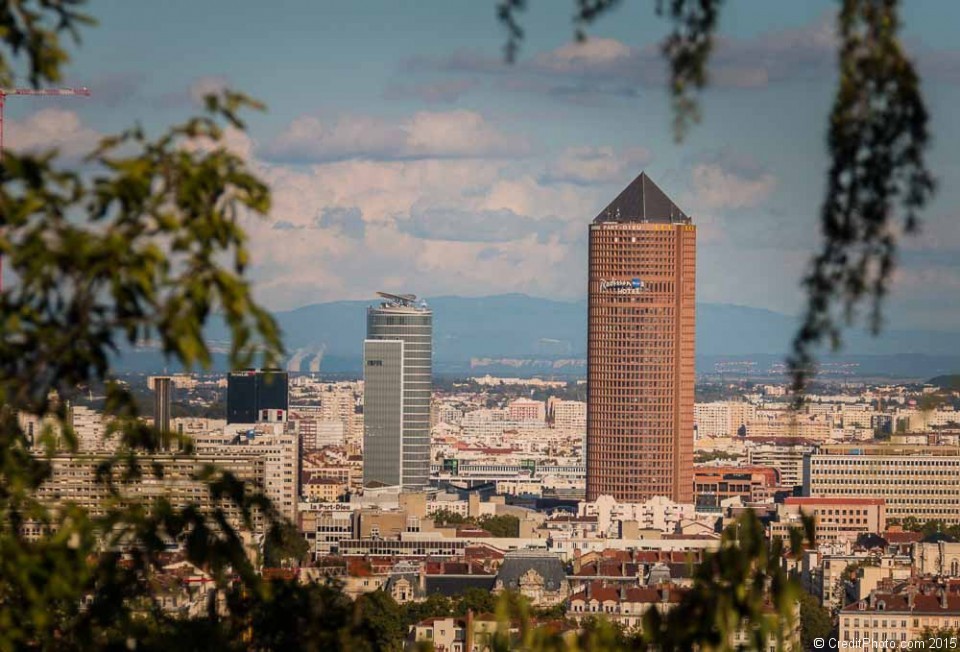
[351,591,408,652]
[453,586,500,616]
[477,514,521,537]
[263,521,311,568]
[429,508,469,527]
[401,593,453,627]
[798,591,835,650]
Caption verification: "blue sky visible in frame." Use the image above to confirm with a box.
[9,1,960,331]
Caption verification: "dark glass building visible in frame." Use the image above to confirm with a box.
[226,369,289,424]
[153,376,172,434]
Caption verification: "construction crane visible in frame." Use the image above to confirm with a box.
[0,86,91,290]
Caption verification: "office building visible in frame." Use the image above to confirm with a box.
[586,172,696,502]
[508,398,546,422]
[693,466,779,509]
[746,440,817,490]
[804,444,960,524]
[363,292,432,490]
[153,375,173,435]
[226,369,289,424]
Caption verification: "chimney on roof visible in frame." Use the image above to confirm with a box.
[621,561,627,577]
[465,609,474,652]
[941,588,949,610]
[660,585,670,603]
[619,585,627,602]
[586,582,592,600]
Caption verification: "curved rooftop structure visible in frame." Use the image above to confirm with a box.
[374,291,430,312]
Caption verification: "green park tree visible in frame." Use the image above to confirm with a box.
[478,514,521,538]
[797,591,834,650]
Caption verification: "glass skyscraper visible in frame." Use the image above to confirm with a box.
[363,292,433,490]
[226,370,289,425]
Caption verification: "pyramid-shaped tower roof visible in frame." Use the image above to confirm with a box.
[593,172,691,224]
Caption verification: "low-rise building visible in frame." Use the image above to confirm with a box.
[769,497,886,544]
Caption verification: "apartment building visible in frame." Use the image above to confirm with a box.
[840,587,960,646]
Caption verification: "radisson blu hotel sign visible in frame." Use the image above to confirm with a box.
[600,278,646,294]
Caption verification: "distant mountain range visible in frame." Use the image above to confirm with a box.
[113,294,960,379]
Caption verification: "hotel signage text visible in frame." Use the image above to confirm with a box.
[599,278,646,294]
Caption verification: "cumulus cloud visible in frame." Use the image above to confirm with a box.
[314,206,366,239]
[7,109,101,160]
[262,109,530,163]
[689,164,776,210]
[238,155,597,309]
[687,152,777,210]
[397,207,566,243]
[541,146,653,185]
[534,38,634,72]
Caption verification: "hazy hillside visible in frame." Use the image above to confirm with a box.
[116,294,959,377]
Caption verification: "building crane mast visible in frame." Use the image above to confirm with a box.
[0,86,91,290]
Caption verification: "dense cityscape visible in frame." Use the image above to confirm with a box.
[18,174,960,649]
[6,1,960,649]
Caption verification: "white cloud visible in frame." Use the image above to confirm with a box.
[6,109,101,161]
[535,38,634,71]
[262,110,530,163]
[541,146,653,185]
[239,155,595,309]
[689,163,777,210]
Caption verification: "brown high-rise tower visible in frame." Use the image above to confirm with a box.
[586,172,695,503]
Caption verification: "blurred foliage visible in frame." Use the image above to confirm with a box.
[788,0,935,398]
[263,522,310,568]
[0,1,286,649]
